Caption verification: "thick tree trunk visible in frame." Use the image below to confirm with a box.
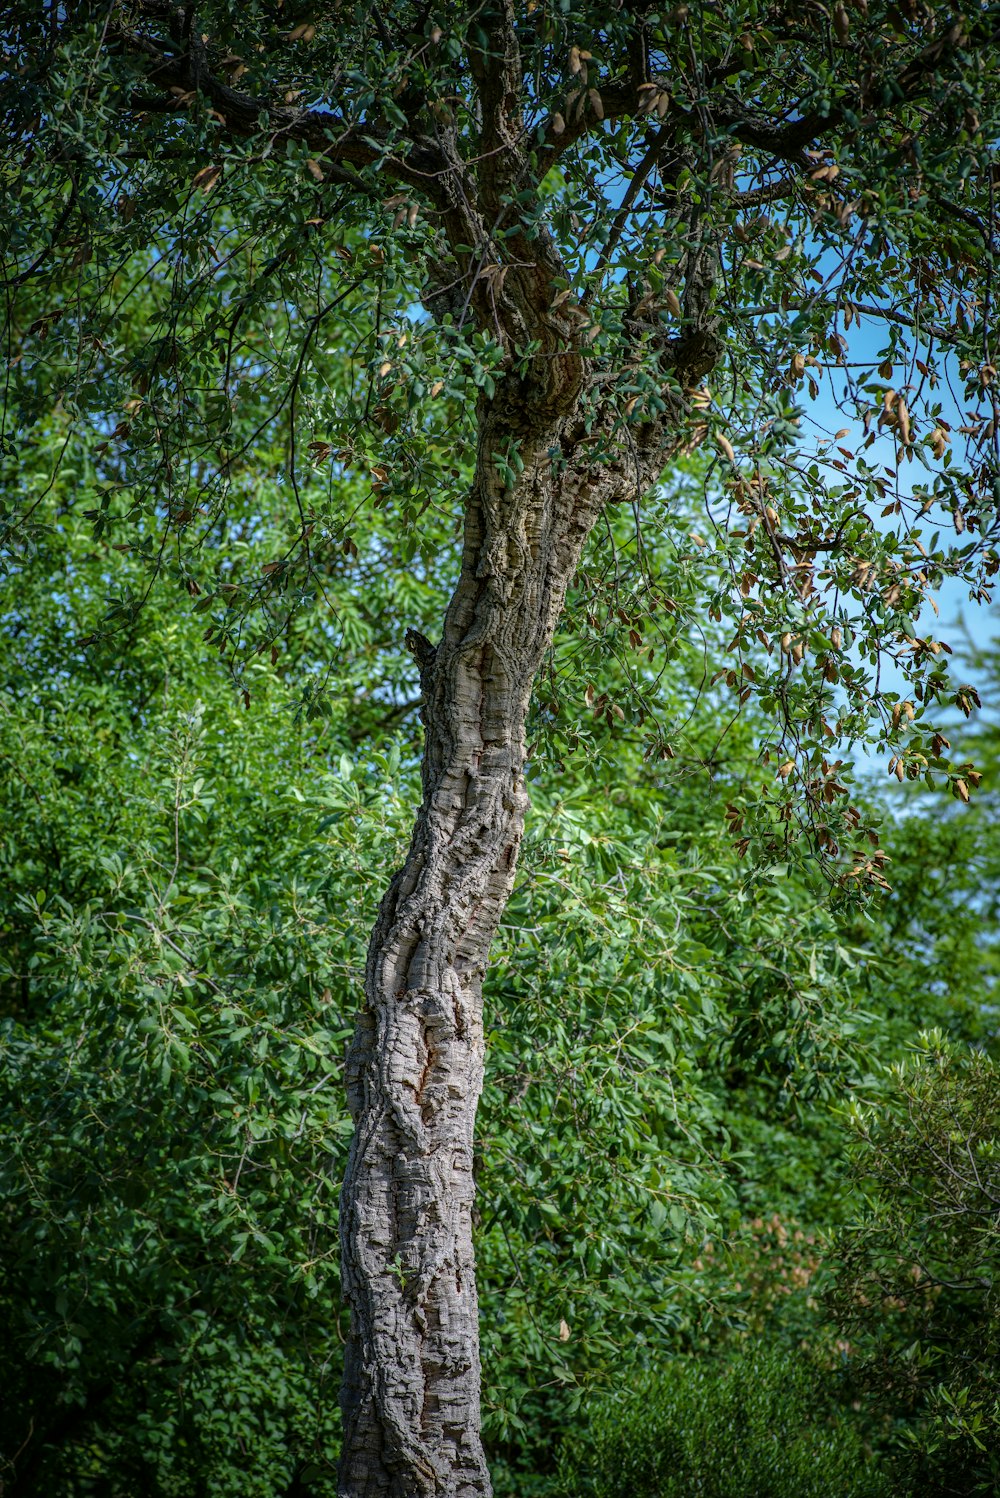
[337,388,642,1495]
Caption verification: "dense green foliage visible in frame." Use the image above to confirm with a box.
[2,485,997,1494]
[0,529,366,1493]
[831,1041,1000,1497]
[555,1346,890,1498]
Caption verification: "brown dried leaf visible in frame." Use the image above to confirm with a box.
[192,164,222,194]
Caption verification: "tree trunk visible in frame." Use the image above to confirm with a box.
[337,386,648,1495]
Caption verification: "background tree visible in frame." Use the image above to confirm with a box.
[3,2,999,1493]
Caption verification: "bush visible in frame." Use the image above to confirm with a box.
[556,1345,889,1498]
[829,1038,1000,1497]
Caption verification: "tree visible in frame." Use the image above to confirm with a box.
[3,3,999,1492]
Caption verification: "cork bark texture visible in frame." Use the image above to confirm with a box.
[336,379,673,1495]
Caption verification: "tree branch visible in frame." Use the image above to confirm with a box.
[466,0,524,215]
[112,18,446,198]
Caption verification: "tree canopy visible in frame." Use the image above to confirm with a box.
[4,0,998,849]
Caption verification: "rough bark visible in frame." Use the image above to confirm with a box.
[335,10,718,1482]
[337,374,668,1495]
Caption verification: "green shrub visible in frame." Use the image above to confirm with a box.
[556,1345,890,1498]
[829,1038,1000,1497]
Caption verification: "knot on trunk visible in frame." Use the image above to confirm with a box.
[405,628,438,693]
[668,326,725,383]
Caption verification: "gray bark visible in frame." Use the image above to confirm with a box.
[337,378,667,1495]
[335,23,718,1455]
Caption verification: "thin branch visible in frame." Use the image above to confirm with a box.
[582,125,671,308]
[112,19,444,198]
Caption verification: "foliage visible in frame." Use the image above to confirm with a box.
[3,0,1000,1488]
[829,1038,1000,1497]
[0,466,942,1494]
[0,527,391,1493]
[3,429,997,1494]
[2,0,999,883]
[554,1344,890,1498]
